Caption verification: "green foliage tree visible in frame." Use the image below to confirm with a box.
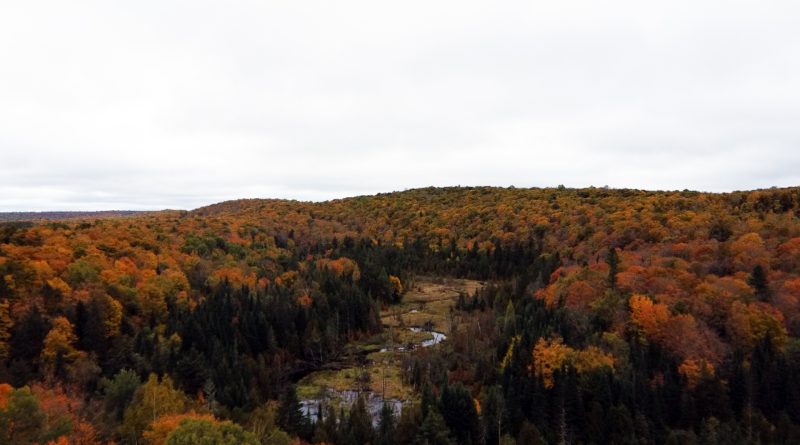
[66,257,102,287]
[120,374,188,443]
[416,409,453,445]
[165,418,259,445]
[247,400,292,445]
[100,368,141,422]
[0,385,72,445]
[0,386,46,445]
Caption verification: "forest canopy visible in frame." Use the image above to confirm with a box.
[2,186,800,444]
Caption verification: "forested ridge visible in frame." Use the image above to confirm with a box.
[0,211,146,223]
[2,185,800,444]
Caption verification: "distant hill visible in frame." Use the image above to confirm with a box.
[0,210,146,222]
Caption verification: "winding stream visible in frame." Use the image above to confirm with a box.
[299,310,448,425]
[410,327,447,347]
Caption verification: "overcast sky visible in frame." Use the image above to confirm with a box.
[1,1,799,211]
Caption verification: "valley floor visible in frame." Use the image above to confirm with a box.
[297,277,483,422]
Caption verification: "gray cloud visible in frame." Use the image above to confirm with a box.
[1,0,799,210]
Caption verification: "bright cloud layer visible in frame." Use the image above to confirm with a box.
[1,1,799,210]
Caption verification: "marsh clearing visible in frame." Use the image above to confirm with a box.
[296,276,483,422]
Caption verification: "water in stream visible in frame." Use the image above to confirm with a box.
[408,327,447,347]
[300,326,447,425]
[300,390,403,426]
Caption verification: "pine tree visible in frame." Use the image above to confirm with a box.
[99,368,141,422]
[482,386,505,445]
[517,421,546,445]
[503,302,516,340]
[416,409,453,445]
[440,382,480,444]
[394,403,422,445]
[347,396,375,445]
[277,384,308,439]
[749,265,770,301]
[606,247,620,290]
[378,403,396,445]
[0,301,12,361]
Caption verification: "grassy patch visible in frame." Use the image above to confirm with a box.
[381,277,481,334]
[298,277,483,403]
[297,363,414,401]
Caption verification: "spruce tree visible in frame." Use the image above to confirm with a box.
[606,247,620,290]
[749,265,770,301]
[378,403,396,445]
[277,385,308,439]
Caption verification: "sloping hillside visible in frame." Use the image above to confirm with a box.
[2,186,800,444]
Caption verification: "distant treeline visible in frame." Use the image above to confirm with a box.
[0,210,147,222]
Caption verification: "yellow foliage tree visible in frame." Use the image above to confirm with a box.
[727,301,788,351]
[533,337,613,388]
[0,301,12,361]
[41,316,82,374]
[499,335,521,372]
[389,275,403,296]
[120,374,189,443]
[730,232,769,272]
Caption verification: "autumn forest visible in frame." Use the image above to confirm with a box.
[2,186,800,444]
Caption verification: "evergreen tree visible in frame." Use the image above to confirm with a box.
[346,396,375,445]
[606,247,619,290]
[277,384,308,439]
[440,382,480,444]
[517,421,546,445]
[749,265,770,301]
[417,409,454,445]
[421,382,436,419]
[99,368,141,422]
[607,405,635,445]
[8,307,48,384]
[395,403,422,445]
[0,301,14,362]
[378,403,396,445]
[503,302,516,340]
[482,386,506,445]
[0,386,47,445]
[312,404,339,445]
